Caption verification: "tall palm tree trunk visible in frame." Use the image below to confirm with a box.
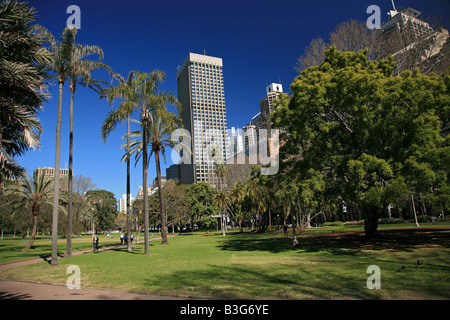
[126,115,132,252]
[66,84,75,258]
[51,78,64,266]
[155,150,168,244]
[142,117,149,255]
[25,209,38,250]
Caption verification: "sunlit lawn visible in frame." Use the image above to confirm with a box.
[0,232,157,263]
[1,223,449,299]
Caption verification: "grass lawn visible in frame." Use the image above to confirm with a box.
[0,232,156,263]
[0,223,449,299]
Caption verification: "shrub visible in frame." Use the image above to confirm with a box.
[323,221,344,226]
[378,218,405,224]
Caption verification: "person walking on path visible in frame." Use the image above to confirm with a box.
[130,234,134,245]
[120,234,124,245]
[93,235,99,252]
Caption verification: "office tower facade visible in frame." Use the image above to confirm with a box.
[243,123,257,153]
[119,193,135,213]
[35,167,69,192]
[381,7,449,75]
[381,8,433,46]
[166,164,181,182]
[259,83,283,129]
[177,53,228,188]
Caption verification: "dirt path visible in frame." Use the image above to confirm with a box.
[0,278,196,300]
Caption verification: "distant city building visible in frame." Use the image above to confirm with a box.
[152,176,167,189]
[176,52,228,188]
[243,123,257,153]
[135,186,152,200]
[259,83,283,129]
[381,7,449,75]
[166,164,181,182]
[35,167,69,192]
[381,7,433,46]
[119,193,135,213]
[227,127,244,158]
[251,112,263,129]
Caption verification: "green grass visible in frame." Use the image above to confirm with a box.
[0,233,154,263]
[1,223,449,299]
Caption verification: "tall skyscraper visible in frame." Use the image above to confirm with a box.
[176,53,228,188]
[259,83,283,129]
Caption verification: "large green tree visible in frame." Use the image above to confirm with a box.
[273,47,448,239]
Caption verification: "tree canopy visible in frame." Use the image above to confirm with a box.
[273,47,449,238]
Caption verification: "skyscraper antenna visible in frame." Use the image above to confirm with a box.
[204,49,206,55]
[391,0,397,11]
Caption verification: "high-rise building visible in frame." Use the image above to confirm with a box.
[135,186,152,200]
[243,123,257,153]
[381,7,449,75]
[176,52,228,188]
[381,7,433,46]
[119,193,135,213]
[166,164,181,182]
[259,83,283,129]
[35,167,69,192]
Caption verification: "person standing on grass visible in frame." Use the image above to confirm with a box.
[93,235,99,252]
[120,233,124,245]
[130,234,134,245]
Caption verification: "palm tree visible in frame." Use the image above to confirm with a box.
[3,170,66,250]
[37,26,77,266]
[229,182,246,232]
[214,189,229,236]
[101,70,136,253]
[65,44,111,258]
[122,109,181,245]
[102,71,180,253]
[246,168,269,232]
[0,1,51,188]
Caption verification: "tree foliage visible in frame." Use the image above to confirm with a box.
[273,47,449,238]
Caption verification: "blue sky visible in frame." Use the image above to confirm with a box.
[19,0,450,202]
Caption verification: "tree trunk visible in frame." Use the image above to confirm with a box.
[142,117,149,255]
[364,207,380,239]
[269,209,272,231]
[156,151,168,244]
[51,79,64,266]
[25,211,38,250]
[411,193,420,227]
[126,115,132,252]
[66,85,75,258]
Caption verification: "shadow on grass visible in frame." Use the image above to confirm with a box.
[142,262,381,300]
[218,228,450,256]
